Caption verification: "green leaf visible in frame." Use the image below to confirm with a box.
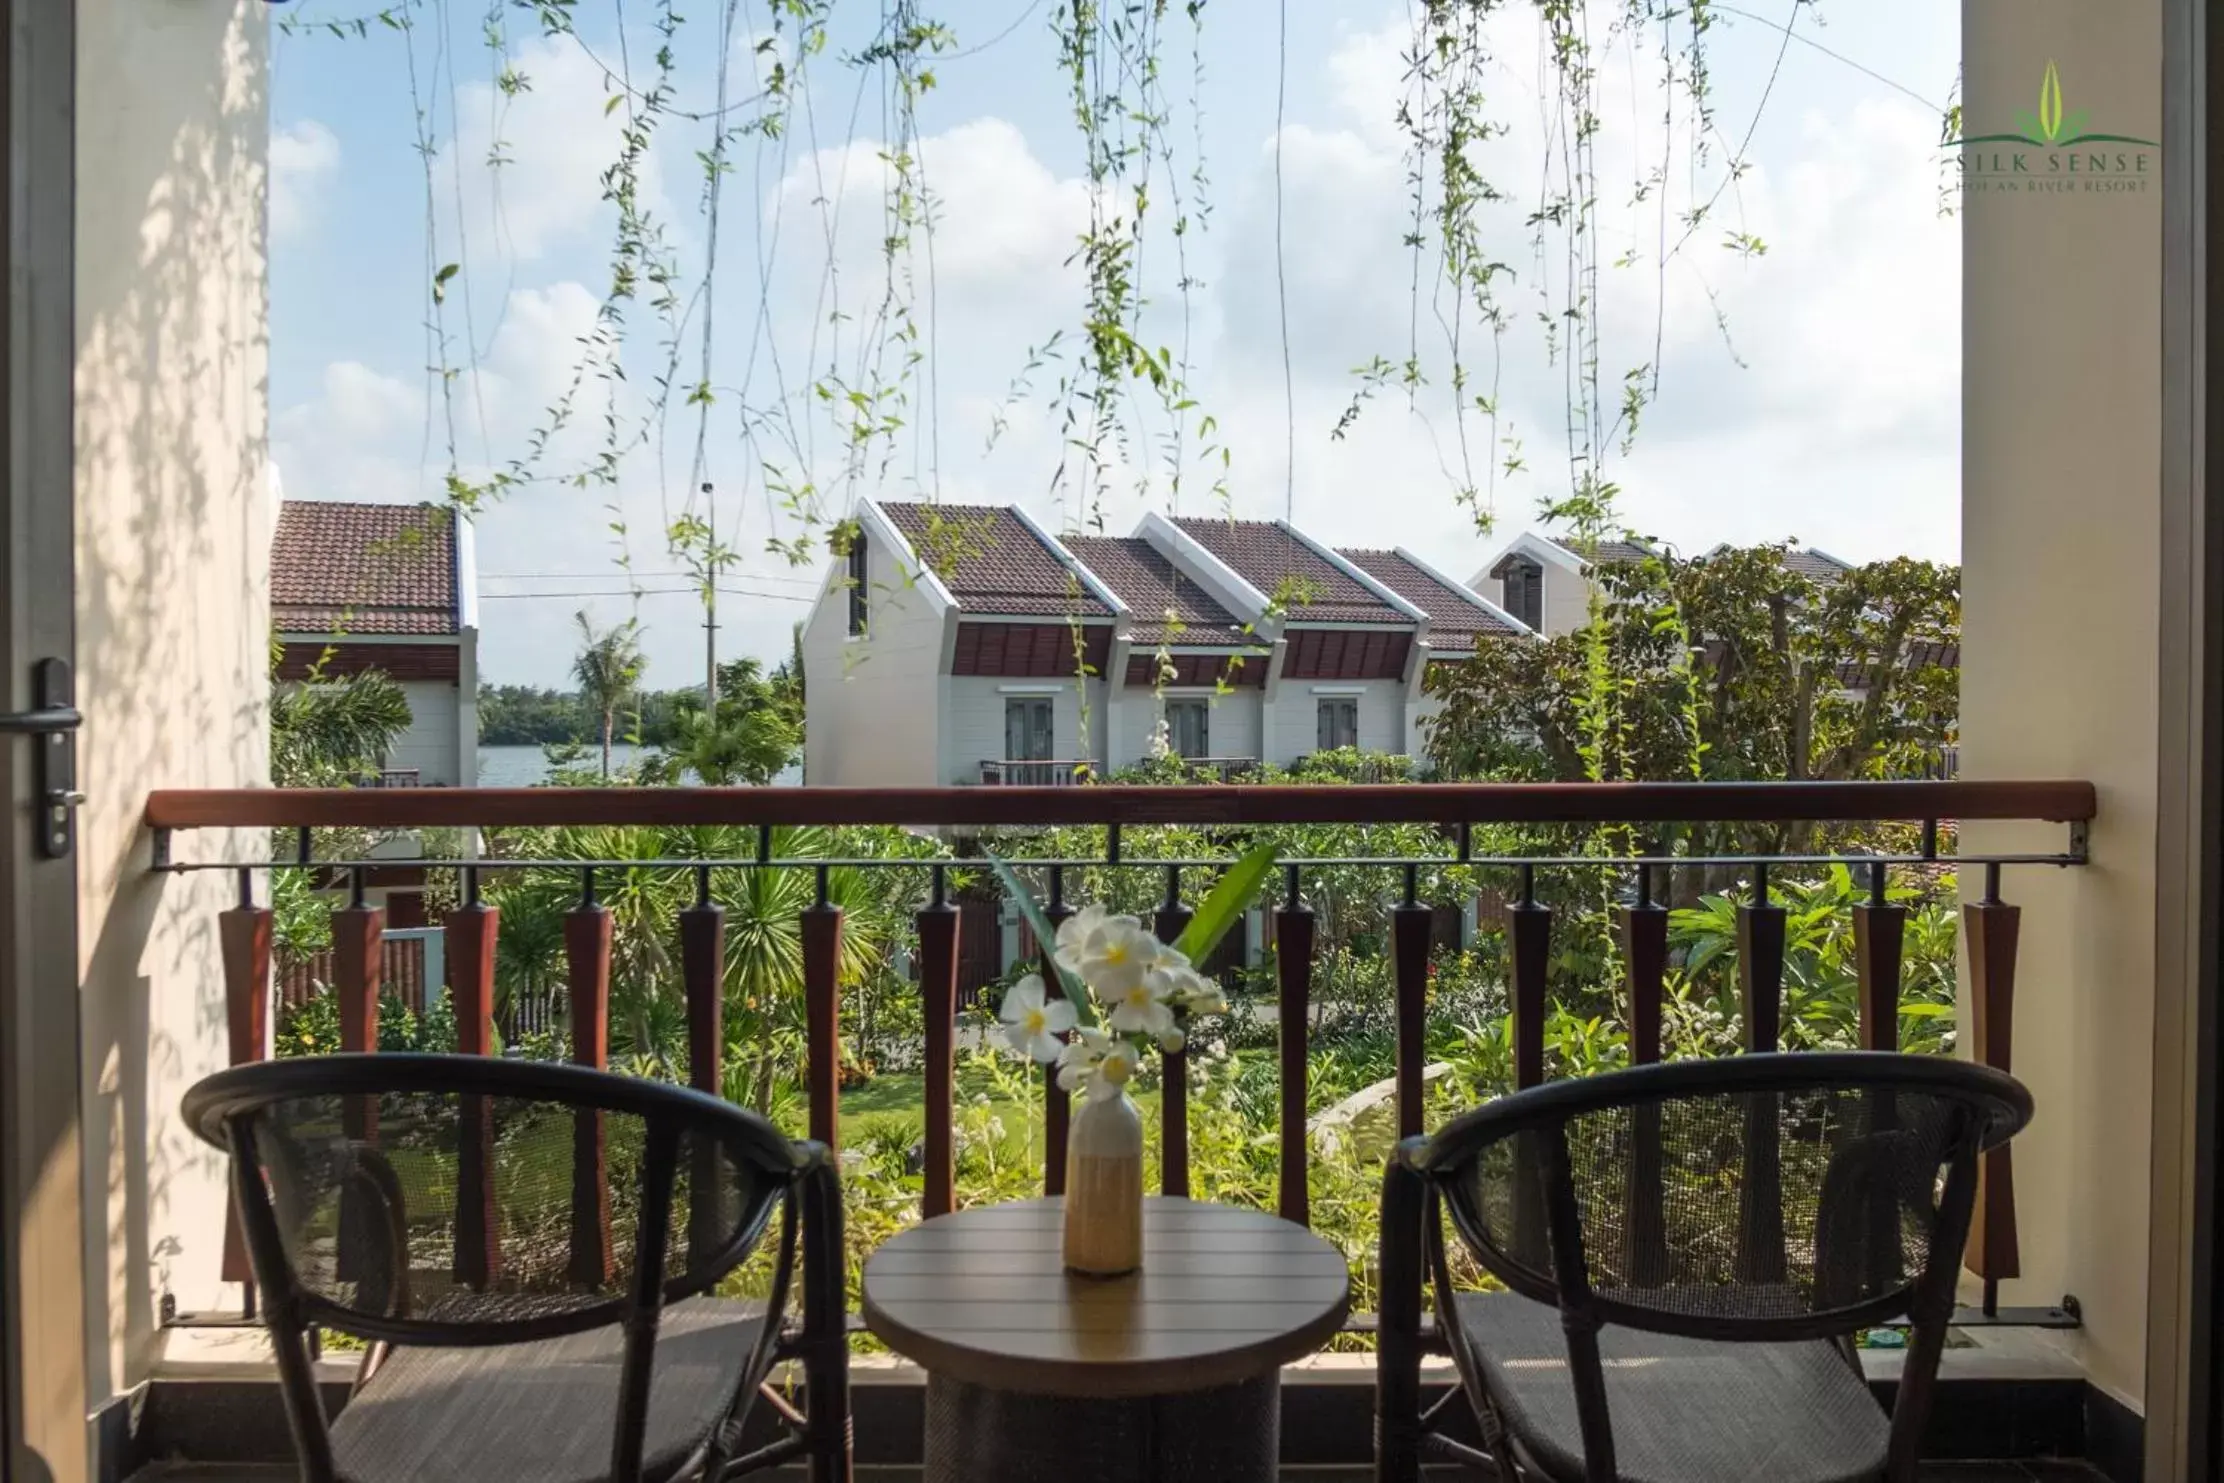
[982,852,1095,1027]
[431,262,460,304]
[1173,844,1278,964]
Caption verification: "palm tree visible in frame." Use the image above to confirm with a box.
[572,612,643,779]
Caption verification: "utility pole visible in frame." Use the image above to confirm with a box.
[701,481,719,708]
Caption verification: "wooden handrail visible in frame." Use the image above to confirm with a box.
[145,779,2096,831]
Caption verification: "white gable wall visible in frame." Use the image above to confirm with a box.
[802,524,948,788]
[388,680,462,784]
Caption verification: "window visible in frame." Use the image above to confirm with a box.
[1497,557,1544,631]
[1166,699,1209,759]
[846,536,869,636]
[1317,697,1359,751]
[1005,698,1054,761]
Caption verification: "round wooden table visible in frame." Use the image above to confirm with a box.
[861,1196,1351,1483]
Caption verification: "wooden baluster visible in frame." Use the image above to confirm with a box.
[1621,864,1667,1067]
[331,873,384,1286]
[1737,865,1788,1284]
[333,871,384,1117]
[1621,864,1669,1286]
[917,866,960,1218]
[448,868,501,1288]
[680,866,726,1096]
[1154,867,1193,1200]
[1853,860,1908,1294]
[680,866,727,1258]
[1964,863,2022,1310]
[567,869,615,1286]
[1041,868,1074,1198]
[802,865,844,1155]
[1507,865,1551,1091]
[1506,865,1551,1263]
[219,871,273,1293]
[1854,860,1907,1052]
[1391,864,1431,1140]
[1276,866,1313,1227]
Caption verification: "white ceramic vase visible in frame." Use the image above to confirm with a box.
[1062,1085,1144,1276]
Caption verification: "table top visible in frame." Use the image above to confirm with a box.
[860,1197,1352,1398]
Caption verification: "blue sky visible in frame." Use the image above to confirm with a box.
[270,0,1960,687]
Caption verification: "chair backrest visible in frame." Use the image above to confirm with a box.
[184,1054,813,1483]
[1418,1052,2031,1342]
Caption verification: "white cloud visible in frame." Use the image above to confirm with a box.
[270,120,339,238]
[444,36,678,263]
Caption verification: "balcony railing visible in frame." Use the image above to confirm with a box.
[978,758,1092,786]
[147,778,2092,1335]
[980,755,1258,785]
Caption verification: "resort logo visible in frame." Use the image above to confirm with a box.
[1952,61,2157,196]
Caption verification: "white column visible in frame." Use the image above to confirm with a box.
[1960,0,2162,1419]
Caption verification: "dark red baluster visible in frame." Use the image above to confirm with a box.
[1276,866,1313,1227]
[1854,860,1907,1052]
[1391,864,1431,1140]
[1737,865,1787,1284]
[567,869,614,1286]
[219,872,272,1292]
[1853,861,1909,1293]
[1621,864,1669,1286]
[448,869,501,1288]
[1155,866,1193,1200]
[1041,867,1074,1198]
[802,865,844,1155]
[1964,864,2022,1310]
[1507,866,1551,1090]
[917,866,960,1218]
[679,865,729,1258]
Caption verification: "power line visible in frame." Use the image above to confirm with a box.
[1709,2,1947,113]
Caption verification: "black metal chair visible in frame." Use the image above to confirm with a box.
[183,1053,851,1483]
[1374,1052,2032,1483]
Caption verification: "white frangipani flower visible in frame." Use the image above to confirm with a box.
[1106,975,1176,1037]
[997,974,1077,1063]
[1157,1028,1186,1054]
[1083,1038,1141,1100]
[1052,904,1112,973]
[1075,916,1159,997]
[1055,1028,1115,1093]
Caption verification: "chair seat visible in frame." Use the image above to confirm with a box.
[1451,1291,1889,1483]
[331,1296,768,1483]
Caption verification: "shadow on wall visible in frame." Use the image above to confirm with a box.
[72,0,269,1407]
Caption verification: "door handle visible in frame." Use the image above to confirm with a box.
[0,660,79,858]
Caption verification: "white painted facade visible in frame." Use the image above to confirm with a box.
[1470,532,1599,638]
[801,503,954,788]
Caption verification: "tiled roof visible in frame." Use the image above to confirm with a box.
[1785,547,1853,585]
[1337,548,1524,650]
[879,502,1111,617]
[1170,518,1408,625]
[1591,538,1654,565]
[1063,536,1260,647]
[271,501,459,636]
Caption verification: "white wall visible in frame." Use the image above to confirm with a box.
[801,528,947,788]
[943,674,1104,782]
[73,0,267,1437]
[1960,0,2160,1418]
[1541,564,1596,638]
[1266,680,1406,764]
[1113,686,1262,769]
[389,679,461,784]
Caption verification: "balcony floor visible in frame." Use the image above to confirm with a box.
[126,1464,2114,1481]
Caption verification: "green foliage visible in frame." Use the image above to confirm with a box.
[276,989,458,1058]
[1668,865,1960,1055]
[1427,546,1961,798]
[642,656,803,786]
[571,612,644,780]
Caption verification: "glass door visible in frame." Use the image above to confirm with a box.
[0,2,87,1470]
